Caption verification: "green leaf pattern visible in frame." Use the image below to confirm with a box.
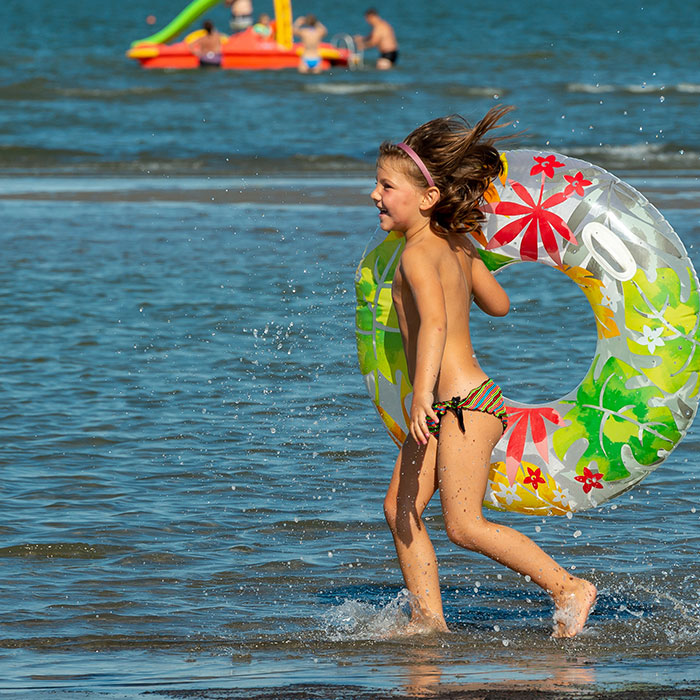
[552,356,682,481]
[623,267,700,395]
[355,231,410,433]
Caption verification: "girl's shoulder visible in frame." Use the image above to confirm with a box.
[400,237,444,277]
[401,239,433,265]
[447,233,480,263]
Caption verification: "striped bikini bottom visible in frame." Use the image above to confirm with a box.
[426,378,508,437]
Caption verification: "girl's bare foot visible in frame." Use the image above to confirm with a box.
[400,616,451,636]
[388,600,450,638]
[551,578,597,638]
[384,614,450,639]
[403,606,451,636]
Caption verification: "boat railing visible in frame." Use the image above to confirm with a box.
[331,33,363,70]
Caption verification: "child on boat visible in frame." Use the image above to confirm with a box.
[371,106,596,637]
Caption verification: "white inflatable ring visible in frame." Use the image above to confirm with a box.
[355,149,700,515]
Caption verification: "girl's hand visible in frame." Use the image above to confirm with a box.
[409,392,439,446]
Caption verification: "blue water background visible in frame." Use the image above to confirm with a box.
[3,0,700,172]
[2,0,700,696]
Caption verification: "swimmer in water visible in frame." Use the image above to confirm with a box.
[293,14,328,74]
[355,8,398,70]
[372,105,596,637]
[189,20,224,67]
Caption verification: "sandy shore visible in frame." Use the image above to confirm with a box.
[147,682,700,699]
[0,175,372,208]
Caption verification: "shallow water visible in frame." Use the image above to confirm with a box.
[2,174,700,698]
[2,0,700,696]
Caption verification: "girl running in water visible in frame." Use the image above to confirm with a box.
[370,106,596,637]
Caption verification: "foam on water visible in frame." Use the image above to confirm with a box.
[303,82,401,95]
[568,82,700,95]
[567,143,700,170]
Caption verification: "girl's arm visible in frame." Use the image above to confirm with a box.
[471,254,510,317]
[400,250,444,445]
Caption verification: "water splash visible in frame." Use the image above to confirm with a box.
[320,589,421,641]
[635,582,700,645]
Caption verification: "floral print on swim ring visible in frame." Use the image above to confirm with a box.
[355,150,700,515]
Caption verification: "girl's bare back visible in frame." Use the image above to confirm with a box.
[393,234,506,401]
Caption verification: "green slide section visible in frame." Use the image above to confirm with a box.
[131,0,222,47]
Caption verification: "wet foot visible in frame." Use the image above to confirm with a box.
[405,614,450,636]
[387,611,450,638]
[551,578,597,638]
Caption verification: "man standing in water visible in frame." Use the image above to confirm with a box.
[293,15,328,74]
[355,8,398,70]
[190,20,224,67]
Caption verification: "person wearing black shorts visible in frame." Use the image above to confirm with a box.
[355,8,398,70]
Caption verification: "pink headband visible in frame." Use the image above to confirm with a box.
[396,142,435,188]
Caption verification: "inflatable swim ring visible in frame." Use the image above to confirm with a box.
[355,149,700,515]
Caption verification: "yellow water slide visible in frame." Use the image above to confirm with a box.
[273,0,292,48]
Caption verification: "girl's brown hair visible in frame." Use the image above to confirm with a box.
[379,105,514,238]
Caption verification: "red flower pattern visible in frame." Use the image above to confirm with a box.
[564,171,593,197]
[483,155,592,265]
[503,406,564,485]
[574,467,604,494]
[523,466,546,490]
[530,155,565,178]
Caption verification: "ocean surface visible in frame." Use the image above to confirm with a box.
[2,0,700,698]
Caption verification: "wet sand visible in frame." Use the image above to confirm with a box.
[149,682,700,699]
[0,176,371,208]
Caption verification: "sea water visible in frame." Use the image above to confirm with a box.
[1,0,700,697]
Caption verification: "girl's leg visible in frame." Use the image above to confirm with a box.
[384,435,448,630]
[436,411,596,637]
